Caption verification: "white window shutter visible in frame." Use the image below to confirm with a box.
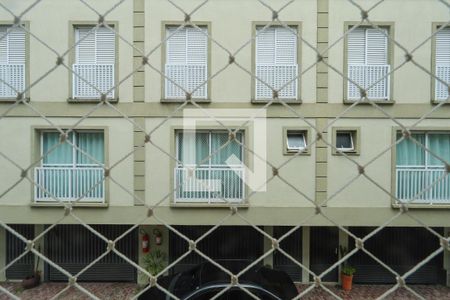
[7,27,25,64]
[0,26,8,64]
[275,27,297,65]
[347,27,366,65]
[186,27,207,65]
[166,27,187,65]
[256,27,275,65]
[436,27,450,65]
[366,28,387,65]
[96,27,115,64]
[76,27,96,64]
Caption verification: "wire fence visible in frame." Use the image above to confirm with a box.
[0,0,449,299]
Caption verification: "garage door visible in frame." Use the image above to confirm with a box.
[273,226,302,282]
[169,226,264,274]
[310,227,339,282]
[45,225,138,282]
[349,227,445,284]
[6,224,35,280]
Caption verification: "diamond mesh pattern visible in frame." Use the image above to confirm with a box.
[0,0,449,299]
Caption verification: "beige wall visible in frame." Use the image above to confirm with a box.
[0,117,134,206]
[145,0,317,103]
[0,0,134,102]
[328,0,449,103]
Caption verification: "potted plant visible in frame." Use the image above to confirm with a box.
[142,249,167,276]
[22,247,41,289]
[339,246,356,291]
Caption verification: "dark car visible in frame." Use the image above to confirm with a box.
[138,260,298,300]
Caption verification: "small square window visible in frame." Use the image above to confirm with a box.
[286,131,306,152]
[333,128,360,155]
[336,132,354,152]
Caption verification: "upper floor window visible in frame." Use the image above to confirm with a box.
[73,26,115,99]
[174,130,244,203]
[165,26,208,100]
[347,27,390,101]
[435,27,450,101]
[255,26,298,100]
[395,132,450,204]
[35,130,105,203]
[0,25,25,99]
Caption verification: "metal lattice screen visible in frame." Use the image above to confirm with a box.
[0,0,449,299]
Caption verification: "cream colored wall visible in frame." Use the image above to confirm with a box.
[145,117,316,207]
[328,0,448,103]
[0,117,134,206]
[0,0,134,102]
[145,0,317,103]
[328,118,450,208]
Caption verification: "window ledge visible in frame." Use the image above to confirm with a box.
[252,99,302,104]
[161,98,211,103]
[171,202,249,208]
[332,151,359,156]
[431,100,450,105]
[392,202,450,209]
[0,97,30,103]
[283,150,311,156]
[68,98,119,104]
[343,99,395,105]
[31,202,108,208]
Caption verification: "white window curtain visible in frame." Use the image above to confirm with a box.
[177,131,243,166]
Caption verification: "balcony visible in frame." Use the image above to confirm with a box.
[396,166,450,204]
[255,64,298,100]
[34,167,105,203]
[72,64,114,99]
[0,64,25,98]
[347,64,390,100]
[435,65,450,101]
[165,64,207,99]
[174,166,245,203]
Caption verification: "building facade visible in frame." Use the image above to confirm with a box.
[0,0,449,287]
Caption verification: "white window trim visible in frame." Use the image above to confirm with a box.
[286,131,306,152]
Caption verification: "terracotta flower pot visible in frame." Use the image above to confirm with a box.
[341,273,353,291]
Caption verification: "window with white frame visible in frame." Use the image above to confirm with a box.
[395,132,450,204]
[255,26,298,100]
[336,131,355,152]
[347,27,390,100]
[165,26,208,99]
[73,26,115,99]
[0,25,25,98]
[286,130,306,153]
[435,27,450,101]
[174,130,244,203]
[34,131,105,202]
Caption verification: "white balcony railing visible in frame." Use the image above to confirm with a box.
[72,64,114,99]
[174,166,245,203]
[165,64,207,99]
[34,167,105,203]
[396,167,450,204]
[0,64,25,98]
[435,65,450,101]
[348,64,390,100]
[255,64,298,100]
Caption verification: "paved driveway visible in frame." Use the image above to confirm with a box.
[1,282,450,299]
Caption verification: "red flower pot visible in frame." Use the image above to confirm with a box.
[341,273,353,291]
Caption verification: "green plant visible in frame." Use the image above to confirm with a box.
[339,245,356,276]
[341,265,356,276]
[142,249,166,276]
